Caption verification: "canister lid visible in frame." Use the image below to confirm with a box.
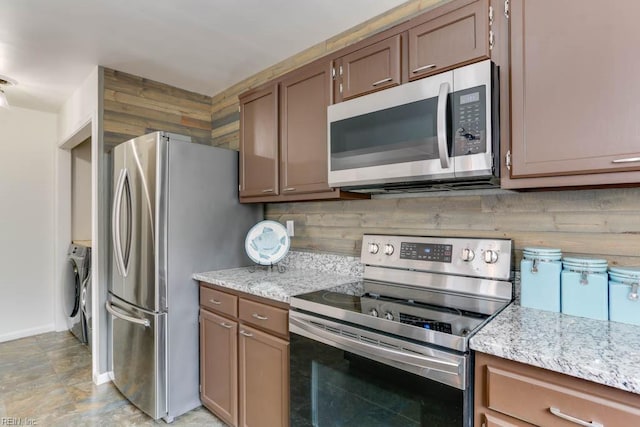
[523,247,562,260]
[562,257,608,272]
[609,266,640,280]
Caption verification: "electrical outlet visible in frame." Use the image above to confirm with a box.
[286,220,294,237]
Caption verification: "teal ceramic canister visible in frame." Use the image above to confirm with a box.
[520,247,562,312]
[608,266,640,326]
[561,257,609,320]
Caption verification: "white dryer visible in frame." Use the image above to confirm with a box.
[65,243,91,347]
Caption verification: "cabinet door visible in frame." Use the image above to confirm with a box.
[338,34,401,101]
[280,62,332,195]
[239,324,289,427]
[200,309,238,426]
[239,83,279,198]
[408,0,489,80]
[510,0,640,180]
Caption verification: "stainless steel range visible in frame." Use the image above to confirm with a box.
[289,234,513,427]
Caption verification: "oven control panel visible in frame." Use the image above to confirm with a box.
[361,234,513,281]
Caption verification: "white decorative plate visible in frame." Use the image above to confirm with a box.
[245,220,290,265]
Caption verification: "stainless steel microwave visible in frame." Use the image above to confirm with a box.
[327,60,499,192]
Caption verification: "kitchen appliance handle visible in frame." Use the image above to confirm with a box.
[437,81,451,169]
[105,301,150,327]
[122,173,132,274]
[549,407,604,427]
[111,169,126,276]
[290,316,460,376]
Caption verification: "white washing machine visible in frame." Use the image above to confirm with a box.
[65,243,91,348]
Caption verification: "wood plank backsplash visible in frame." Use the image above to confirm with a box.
[103,68,213,150]
[265,188,640,269]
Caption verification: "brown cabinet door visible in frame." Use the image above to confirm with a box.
[280,62,332,195]
[510,0,640,180]
[408,0,489,81]
[200,309,238,426]
[338,34,401,101]
[239,83,279,198]
[238,324,289,427]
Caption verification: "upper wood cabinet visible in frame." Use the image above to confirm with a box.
[279,63,333,195]
[239,84,278,198]
[505,0,640,188]
[335,35,401,102]
[408,0,490,81]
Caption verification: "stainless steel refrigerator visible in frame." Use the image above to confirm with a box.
[107,131,262,422]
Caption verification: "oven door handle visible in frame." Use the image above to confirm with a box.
[290,316,461,376]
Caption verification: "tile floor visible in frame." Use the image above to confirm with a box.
[0,331,227,426]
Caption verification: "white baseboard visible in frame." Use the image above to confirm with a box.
[0,324,56,343]
[93,371,112,385]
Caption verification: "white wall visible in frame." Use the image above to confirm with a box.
[56,66,109,385]
[0,106,57,342]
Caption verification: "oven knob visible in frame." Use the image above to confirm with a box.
[384,312,394,321]
[484,250,499,264]
[368,243,380,254]
[383,244,394,256]
[461,248,475,262]
[369,308,379,317]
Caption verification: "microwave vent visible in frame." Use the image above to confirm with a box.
[342,177,500,194]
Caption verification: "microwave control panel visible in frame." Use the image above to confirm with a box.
[452,85,487,157]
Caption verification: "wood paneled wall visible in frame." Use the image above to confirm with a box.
[209,0,449,150]
[266,188,640,269]
[103,68,213,150]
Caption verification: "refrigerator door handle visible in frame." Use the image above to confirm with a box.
[106,301,150,327]
[112,168,130,277]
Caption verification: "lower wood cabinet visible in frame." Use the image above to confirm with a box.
[199,283,290,427]
[475,352,640,427]
[200,309,238,426]
[239,324,289,427]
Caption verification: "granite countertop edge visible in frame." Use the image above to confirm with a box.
[470,304,640,395]
[193,267,359,304]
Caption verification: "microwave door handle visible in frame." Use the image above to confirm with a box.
[437,81,451,169]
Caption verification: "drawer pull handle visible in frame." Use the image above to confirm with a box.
[549,407,604,427]
[282,187,296,192]
[261,188,275,193]
[612,156,640,163]
[252,313,269,321]
[371,77,393,87]
[412,64,437,74]
[240,330,253,337]
[209,299,222,305]
[218,322,233,329]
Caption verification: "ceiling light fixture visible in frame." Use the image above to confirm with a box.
[0,76,18,109]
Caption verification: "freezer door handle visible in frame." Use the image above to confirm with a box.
[106,301,150,327]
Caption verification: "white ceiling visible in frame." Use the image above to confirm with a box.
[0,0,409,112]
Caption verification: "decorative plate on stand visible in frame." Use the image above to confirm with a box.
[245,220,290,266]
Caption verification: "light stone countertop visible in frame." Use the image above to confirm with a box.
[193,250,362,303]
[470,303,640,395]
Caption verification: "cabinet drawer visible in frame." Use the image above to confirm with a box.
[486,365,640,426]
[200,286,238,318]
[239,298,288,336]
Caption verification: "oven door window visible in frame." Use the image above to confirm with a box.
[329,96,452,172]
[290,333,464,427]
